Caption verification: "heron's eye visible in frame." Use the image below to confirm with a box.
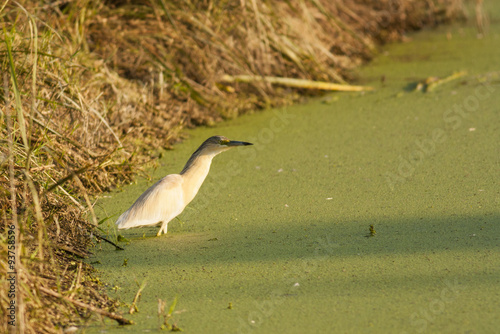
[219,139,230,145]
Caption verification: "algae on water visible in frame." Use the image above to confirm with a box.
[92,17,500,334]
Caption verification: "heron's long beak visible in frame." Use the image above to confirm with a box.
[227,140,253,146]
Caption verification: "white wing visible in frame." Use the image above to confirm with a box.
[116,174,185,229]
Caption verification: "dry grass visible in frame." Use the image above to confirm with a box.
[0,0,470,332]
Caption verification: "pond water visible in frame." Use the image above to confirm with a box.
[89,6,499,334]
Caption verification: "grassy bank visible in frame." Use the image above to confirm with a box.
[0,0,473,332]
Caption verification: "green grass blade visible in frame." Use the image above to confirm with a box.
[3,26,29,151]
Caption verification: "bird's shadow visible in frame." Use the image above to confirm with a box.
[99,212,499,268]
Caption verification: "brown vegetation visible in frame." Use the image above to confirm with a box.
[1,0,468,332]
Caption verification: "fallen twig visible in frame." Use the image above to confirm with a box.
[219,74,373,91]
[425,71,467,92]
[39,286,133,325]
[55,244,89,258]
[94,233,125,251]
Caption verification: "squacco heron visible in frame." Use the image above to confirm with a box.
[116,136,253,236]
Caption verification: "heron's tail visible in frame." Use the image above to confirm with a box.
[115,210,130,229]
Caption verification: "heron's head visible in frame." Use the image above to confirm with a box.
[181,136,253,174]
[199,136,253,155]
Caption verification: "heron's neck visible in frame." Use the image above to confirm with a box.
[180,154,215,204]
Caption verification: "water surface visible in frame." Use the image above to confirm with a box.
[90,11,500,334]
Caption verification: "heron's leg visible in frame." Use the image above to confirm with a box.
[156,221,164,237]
[157,221,168,236]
